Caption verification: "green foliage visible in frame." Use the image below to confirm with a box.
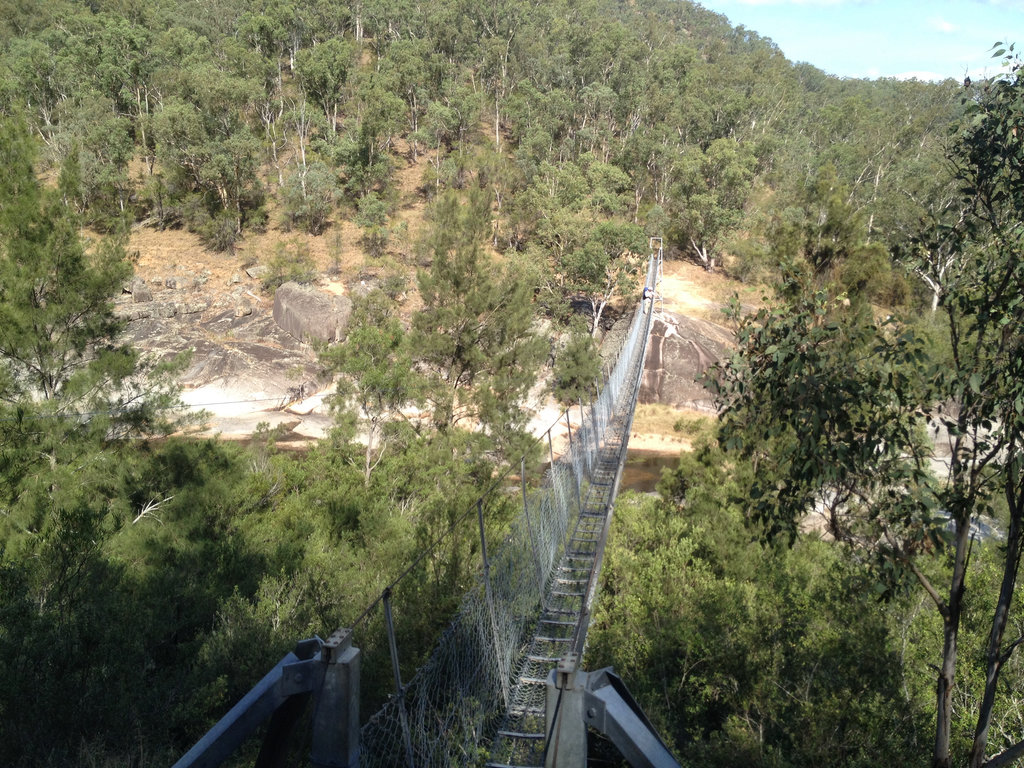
[766,164,904,305]
[0,0,964,276]
[671,138,757,272]
[262,237,318,290]
[321,288,424,483]
[295,38,353,131]
[558,220,646,335]
[355,191,393,258]
[0,120,130,403]
[714,282,938,557]
[0,120,181,505]
[413,190,547,450]
[713,52,1024,767]
[590,454,928,766]
[281,161,338,235]
[553,320,600,404]
[724,236,773,285]
[55,93,135,231]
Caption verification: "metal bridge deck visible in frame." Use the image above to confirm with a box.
[486,340,647,768]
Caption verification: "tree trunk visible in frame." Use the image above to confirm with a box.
[690,236,714,272]
[969,462,1024,768]
[494,100,501,154]
[364,423,376,486]
[934,513,972,768]
[590,296,611,338]
[934,620,956,768]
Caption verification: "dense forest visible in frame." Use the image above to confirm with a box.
[1,0,1021,765]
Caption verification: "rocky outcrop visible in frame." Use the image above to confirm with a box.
[115,273,334,401]
[640,311,734,412]
[272,281,352,343]
[119,304,323,394]
[600,310,633,364]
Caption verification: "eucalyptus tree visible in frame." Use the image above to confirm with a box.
[671,137,757,272]
[560,221,646,336]
[714,53,1024,768]
[295,37,353,133]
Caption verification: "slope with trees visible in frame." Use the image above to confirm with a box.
[705,51,1024,768]
[0,0,1000,766]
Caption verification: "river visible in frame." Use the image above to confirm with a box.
[618,449,680,493]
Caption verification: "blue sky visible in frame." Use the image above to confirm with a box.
[695,0,1024,81]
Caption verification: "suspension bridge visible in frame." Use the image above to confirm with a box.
[174,241,675,768]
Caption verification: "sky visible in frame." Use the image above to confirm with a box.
[695,0,1024,81]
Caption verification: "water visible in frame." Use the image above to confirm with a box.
[619,449,680,493]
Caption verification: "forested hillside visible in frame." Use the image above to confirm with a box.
[0,0,961,278]
[1,0,1011,765]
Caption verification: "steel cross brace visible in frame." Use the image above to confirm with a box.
[173,628,360,768]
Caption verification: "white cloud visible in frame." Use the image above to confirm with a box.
[930,17,958,33]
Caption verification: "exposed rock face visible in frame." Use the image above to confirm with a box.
[115,273,335,406]
[600,310,633,364]
[640,311,734,412]
[272,281,352,343]
[128,278,153,303]
[119,306,324,395]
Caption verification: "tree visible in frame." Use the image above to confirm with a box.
[377,38,434,160]
[553,320,600,404]
[898,197,970,313]
[150,63,265,244]
[54,91,135,229]
[767,164,902,305]
[713,51,1024,768]
[589,454,925,765]
[281,160,337,235]
[671,137,756,272]
[321,288,422,485]
[412,190,547,449]
[943,50,1024,768]
[0,120,180,505]
[560,221,645,336]
[0,119,126,405]
[295,37,352,132]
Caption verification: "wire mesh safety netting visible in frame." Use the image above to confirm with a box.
[356,247,662,768]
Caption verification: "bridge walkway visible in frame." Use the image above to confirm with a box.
[487,256,657,768]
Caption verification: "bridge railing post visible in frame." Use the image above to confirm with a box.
[479,499,512,710]
[544,654,588,768]
[311,629,360,768]
[383,590,415,768]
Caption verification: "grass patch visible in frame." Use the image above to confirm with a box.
[632,404,686,437]
[673,411,715,440]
